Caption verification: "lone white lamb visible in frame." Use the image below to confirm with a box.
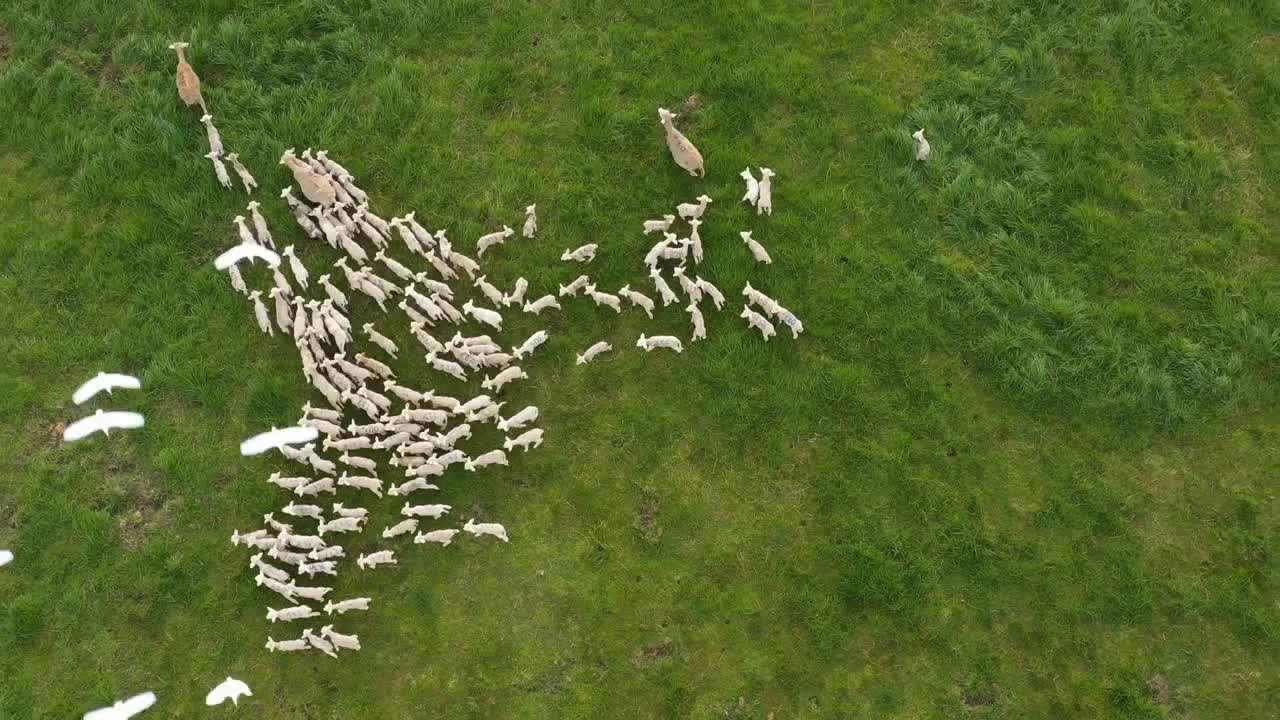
[522,204,537,238]
[576,341,612,365]
[464,518,510,542]
[740,230,772,264]
[912,128,930,161]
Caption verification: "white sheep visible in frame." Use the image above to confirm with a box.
[503,277,529,307]
[474,275,505,307]
[414,529,461,546]
[649,268,680,306]
[346,420,387,436]
[740,230,772,264]
[482,366,528,393]
[262,513,293,533]
[301,627,338,658]
[462,300,504,330]
[457,394,492,417]
[658,107,705,177]
[228,153,258,195]
[448,250,480,279]
[688,218,704,264]
[200,113,224,155]
[503,428,544,452]
[374,249,414,282]
[266,471,308,492]
[256,574,295,601]
[320,625,361,652]
[475,226,515,257]
[295,477,336,497]
[288,576,332,599]
[308,545,345,561]
[559,274,591,297]
[434,449,468,469]
[356,550,397,569]
[265,636,310,653]
[677,194,713,220]
[233,528,269,547]
[912,129,930,161]
[267,605,320,623]
[643,214,676,234]
[756,167,775,215]
[401,503,451,519]
[269,287,293,334]
[576,341,612,365]
[405,461,446,479]
[355,353,395,379]
[582,284,622,313]
[387,477,440,497]
[636,333,684,353]
[672,266,702,303]
[250,554,290,583]
[695,276,725,310]
[464,518,510,542]
[283,533,327,551]
[226,263,248,295]
[777,306,804,339]
[282,501,323,519]
[338,452,377,472]
[324,597,371,615]
[323,435,371,452]
[301,415,342,436]
[429,394,463,413]
[742,282,782,315]
[357,385,393,412]
[741,168,760,206]
[248,290,272,336]
[298,560,337,577]
[381,518,418,539]
[512,330,549,359]
[561,243,599,263]
[523,294,561,315]
[522,204,537,238]
[740,305,777,340]
[617,285,655,318]
[466,402,504,424]
[687,303,706,342]
[331,503,368,520]
[464,449,508,471]
[317,515,363,535]
[497,405,538,432]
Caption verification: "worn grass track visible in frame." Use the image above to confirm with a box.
[0,1,1277,718]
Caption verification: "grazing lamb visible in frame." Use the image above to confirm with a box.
[688,218,703,264]
[248,292,272,336]
[522,204,537,238]
[636,333,684,353]
[226,263,248,295]
[912,129,930,161]
[301,627,338,658]
[740,230,772,264]
[677,194,713,220]
[323,436,371,453]
[256,574,296,601]
[777,306,804,339]
[298,560,337,577]
[426,352,468,381]
[740,305,777,340]
[356,550,397,570]
[381,518,418,539]
[324,597,371,615]
[475,226,515,257]
[649,268,680,306]
[617,285,655,318]
[282,502,323,519]
[504,277,529,307]
[466,402,504,424]
[576,341,612,365]
[503,428,544,452]
[338,452,377,472]
[295,477,336,497]
[464,518,510,542]
[672,266,702,303]
[331,503,368,520]
[200,113,224,155]
[251,554,291,583]
[284,583,331,603]
[267,472,308,491]
[387,478,440,497]
[269,287,292,333]
[355,353,394,379]
[474,275,505,308]
[658,107,705,177]
[317,515,363,536]
[687,303,707,342]
[415,529,461,546]
[742,282,782,315]
[741,168,760,206]
[308,545,345,561]
[464,449,508,471]
[523,294,561,315]
[561,243,598,263]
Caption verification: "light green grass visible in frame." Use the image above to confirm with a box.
[0,1,1277,718]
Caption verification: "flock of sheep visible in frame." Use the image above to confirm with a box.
[56,38,821,719]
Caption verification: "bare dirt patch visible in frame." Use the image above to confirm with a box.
[634,487,661,543]
[116,473,173,551]
[633,637,672,664]
[961,685,997,708]
[0,26,12,64]
[1147,673,1171,706]
[678,93,704,113]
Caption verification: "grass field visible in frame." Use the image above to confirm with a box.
[1,1,1278,718]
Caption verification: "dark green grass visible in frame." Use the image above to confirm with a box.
[0,1,1277,718]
